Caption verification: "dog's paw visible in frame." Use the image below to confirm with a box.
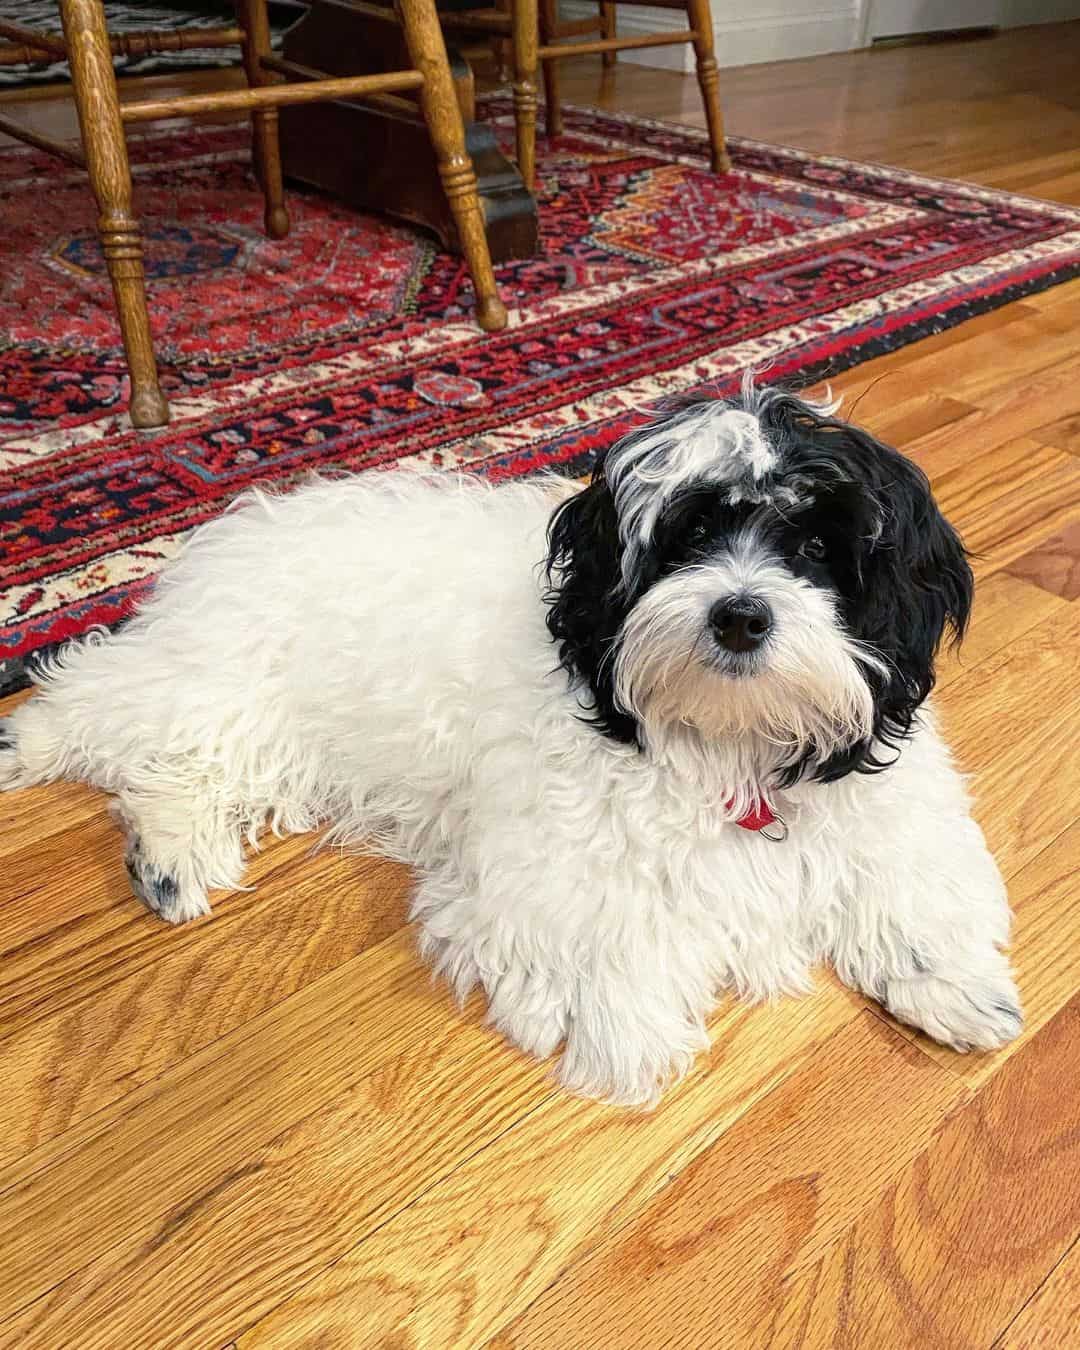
[557,1011,708,1109]
[484,965,571,1060]
[491,1001,568,1061]
[124,838,211,925]
[883,968,1023,1053]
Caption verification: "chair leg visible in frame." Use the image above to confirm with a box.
[59,0,169,429]
[236,0,290,238]
[510,0,539,190]
[539,0,562,139]
[684,0,730,173]
[493,0,512,82]
[395,0,507,332]
[600,0,616,68]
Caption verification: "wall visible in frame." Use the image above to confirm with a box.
[560,1,860,73]
[558,0,1080,73]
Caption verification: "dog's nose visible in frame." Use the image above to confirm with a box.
[709,596,773,653]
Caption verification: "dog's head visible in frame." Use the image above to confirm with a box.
[544,385,972,783]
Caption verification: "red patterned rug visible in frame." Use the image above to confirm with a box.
[3,100,1080,693]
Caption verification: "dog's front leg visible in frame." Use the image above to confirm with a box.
[557,964,711,1108]
[829,740,1022,1053]
[414,872,710,1107]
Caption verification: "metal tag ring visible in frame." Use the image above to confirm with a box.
[758,813,789,843]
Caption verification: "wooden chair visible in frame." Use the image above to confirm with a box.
[490,0,614,79]
[0,0,507,430]
[440,0,729,190]
[542,0,617,71]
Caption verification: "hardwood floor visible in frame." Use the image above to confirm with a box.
[2,21,1080,1349]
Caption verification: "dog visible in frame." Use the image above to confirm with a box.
[0,385,1022,1105]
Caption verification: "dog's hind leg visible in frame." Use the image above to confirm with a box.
[0,700,245,923]
[111,787,246,925]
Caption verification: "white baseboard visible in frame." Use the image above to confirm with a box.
[999,0,1080,23]
[560,3,862,72]
[862,0,1080,38]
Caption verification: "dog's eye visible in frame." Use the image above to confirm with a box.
[798,535,827,562]
[689,520,712,547]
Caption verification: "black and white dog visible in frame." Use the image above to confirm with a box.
[0,385,1021,1104]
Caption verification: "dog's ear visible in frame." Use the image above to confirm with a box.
[853,444,972,755]
[544,471,639,744]
[754,391,972,780]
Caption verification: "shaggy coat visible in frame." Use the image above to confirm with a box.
[0,389,1021,1105]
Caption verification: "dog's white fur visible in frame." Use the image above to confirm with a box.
[0,471,1020,1105]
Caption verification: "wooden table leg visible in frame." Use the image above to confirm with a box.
[684,0,730,173]
[511,0,539,190]
[539,0,562,138]
[59,0,169,429]
[395,0,508,331]
[236,0,290,237]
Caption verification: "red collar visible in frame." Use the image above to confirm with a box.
[729,797,779,832]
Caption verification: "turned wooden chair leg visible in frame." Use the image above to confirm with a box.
[539,0,562,139]
[510,0,539,190]
[600,0,616,68]
[395,0,507,332]
[59,0,169,429]
[236,0,290,238]
[684,0,730,173]
[493,0,512,82]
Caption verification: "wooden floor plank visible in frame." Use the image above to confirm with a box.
[954,447,1080,581]
[933,602,1080,879]
[996,1237,1080,1349]
[0,776,99,864]
[0,930,436,1318]
[0,842,408,1164]
[805,302,1045,426]
[0,812,135,959]
[0,975,864,1343]
[803,291,1080,448]
[977,144,1080,193]
[238,987,866,1349]
[0,826,311,1032]
[838,392,975,451]
[487,1014,966,1350]
[934,572,1067,694]
[1003,521,1080,600]
[831,303,1080,418]
[916,430,1077,516]
[1032,412,1080,457]
[1025,280,1080,316]
[903,356,1080,465]
[923,435,1080,582]
[0,999,556,1348]
[772,997,1080,1350]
